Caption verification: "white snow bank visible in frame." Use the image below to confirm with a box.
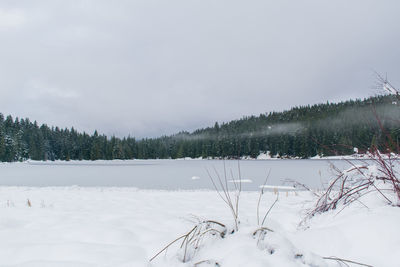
[228,179,253,183]
[0,187,397,266]
[257,152,272,160]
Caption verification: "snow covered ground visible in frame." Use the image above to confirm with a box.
[0,187,398,266]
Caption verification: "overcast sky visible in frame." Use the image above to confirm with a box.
[0,0,399,138]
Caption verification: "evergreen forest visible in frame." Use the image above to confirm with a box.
[0,94,399,162]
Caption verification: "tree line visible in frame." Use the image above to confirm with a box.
[0,94,399,162]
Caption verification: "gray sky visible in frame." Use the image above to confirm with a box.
[1,0,399,138]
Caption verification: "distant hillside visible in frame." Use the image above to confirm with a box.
[0,95,399,162]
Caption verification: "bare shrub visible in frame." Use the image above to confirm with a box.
[310,74,400,217]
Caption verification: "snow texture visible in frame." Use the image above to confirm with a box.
[0,187,398,266]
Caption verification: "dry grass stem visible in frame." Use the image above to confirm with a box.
[150,220,227,263]
[323,256,373,267]
[206,161,242,231]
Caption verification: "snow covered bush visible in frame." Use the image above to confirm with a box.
[310,74,400,216]
[310,153,400,217]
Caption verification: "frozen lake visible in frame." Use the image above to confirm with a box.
[0,159,356,190]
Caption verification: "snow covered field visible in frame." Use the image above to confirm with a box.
[0,187,398,267]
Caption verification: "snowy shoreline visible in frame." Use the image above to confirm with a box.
[0,154,383,166]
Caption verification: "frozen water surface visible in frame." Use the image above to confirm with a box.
[0,159,354,190]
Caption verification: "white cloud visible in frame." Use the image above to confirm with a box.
[0,0,399,137]
[0,8,25,30]
[25,80,80,100]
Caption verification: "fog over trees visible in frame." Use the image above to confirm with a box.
[0,95,399,162]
